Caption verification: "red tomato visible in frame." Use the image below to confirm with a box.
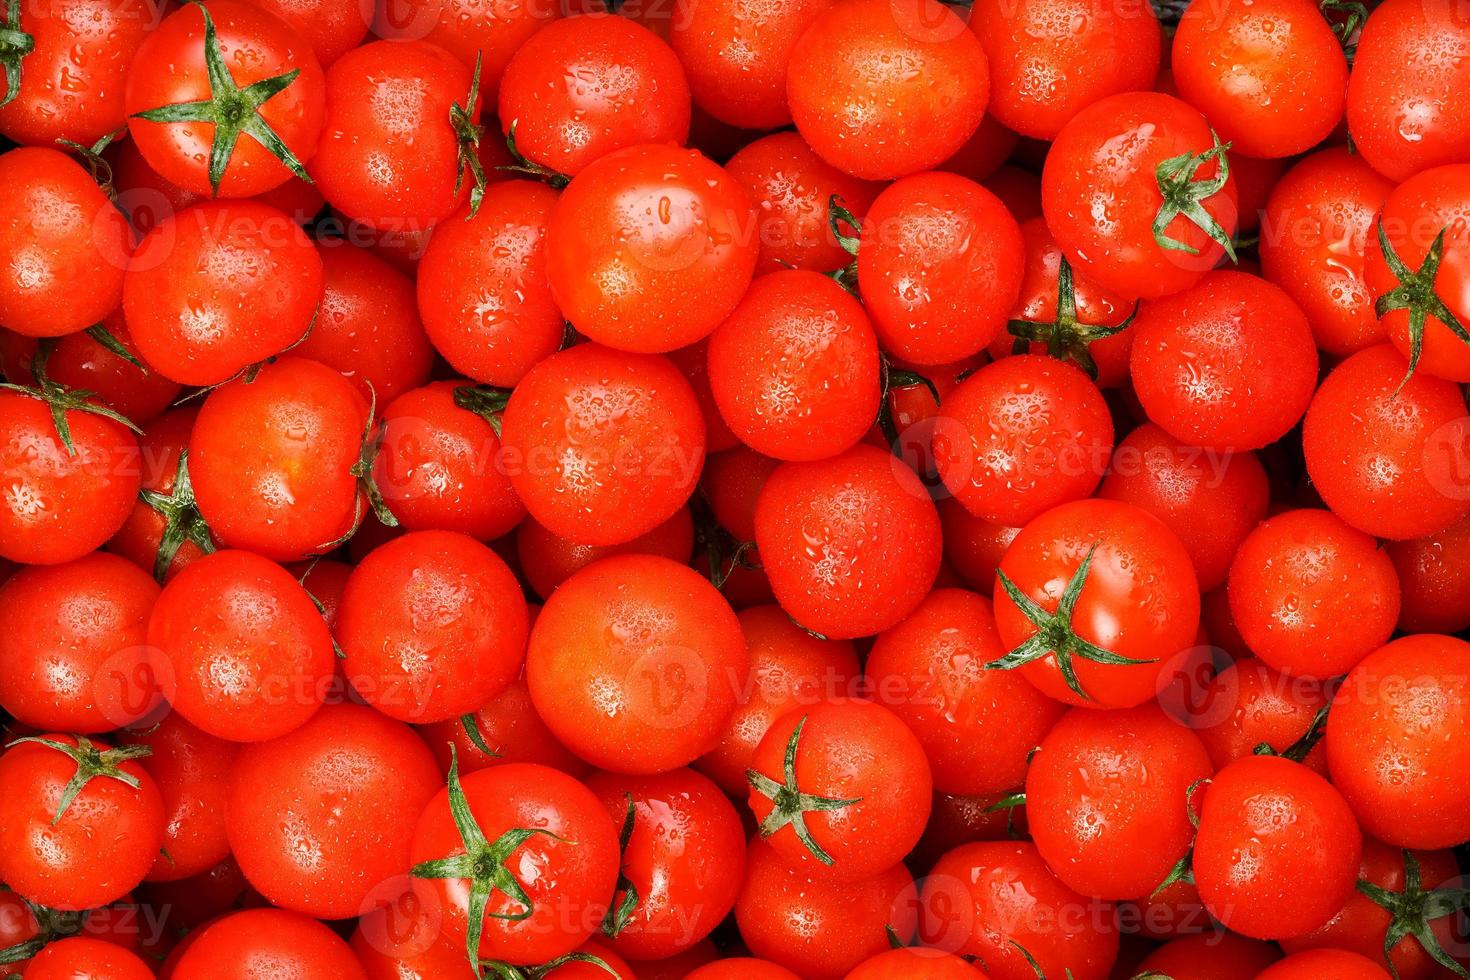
[545,144,758,353]
[373,0,558,104]
[22,937,154,980]
[1194,754,1362,939]
[106,408,211,584]
[171,908,367,980]
[1043,92,1239,301]
[351,879,468,980]
[686,960,800,980]
[668,338,740,453]
[338,530,529,723]
[147,549,335,742]
[418,673,590,779]
[844,947,986,980]
[786,0,987,181]
[241,0,371,66]
[1387,513,1470,634]
[1256,949,1392,980]
[1192,658,1331,775]
[527,554,747,773]
[937,498,1019,596]
[123,712,239,883]
[516,507,694,600]
[1135,933,1281,980]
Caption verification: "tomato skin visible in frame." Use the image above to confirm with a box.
[668,339,739,453]
[1302,344,1470,541]
[1327,634,1470,849]
[707,270,880,461]
[856,172,1024,364]
[124,1,326,199]
[148,549,336,742]
[545,144,758,354]
[500,343,707,547]
[787,0,987,181]
[0,735,165,911]
[22,936,155,980]
[1387,513,1470,634]
[1259,148,1394,356]
[416,181,563,388]
[1043,92,1238,301]
[970,0,1161,141]
[418,674,590,779]
[124,201,325,387]
[735,840,918,980]
[937,498,1019,596]
[240,0,371,66]
[1193,755,1362,940]
[527,554,747,774]
[0,554,160,733]
[517,507,694,601]
[1,316,182,426]
[1135,933,1281,980]
[351,880,469,980]
[844,947,986,979]
[686,960,801,980]
[172,908,367,980]
[1257,949,1392,980]
[338,530,529,724]
[0,148,131,339]
[373,0,558,105]
[1347,0,1470,183]
[409,763,620,965]
[1193,658,1331,775]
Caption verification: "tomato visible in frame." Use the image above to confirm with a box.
[125,1,325,199]
[1302,344,1470,540]
[1259,148,1395,356]
[1194,754,1362,940]
[105,408,211,584]
[735,840,917,980]
[372,0,558,105]
[1043,92,1239,301]
[991,498,1200,709]
[409,760,619,967]
[0,734,164,910]
[416,181,563,388]
[970,0,1160,141]
[934,355,1112,527]
[545,144,758,353]
[1257,949,1392,980]
[351,879,468,980]
[517,507,694,601]
[1130,271,1318,451]
[419,673,589,779]
[866,588,1065,797]
[241,0,371,66]
[148,549,335,741]
[1387,513,1470,634]
[171,908,367,980]
[294,243,435,405]
[1,317,182,427]
[0,147,131,339]
[687,961,801,980]
[1364,164,1470,382]
[0,554,159,732]
[1228,509,1400,679]
[1327,634,1470,850]
[701,446,780,545]
[585,767,746,959]
[124,200,324,386]
[707,270,880,461]
[1135,933,1281,980]
[937,498,1019,596]
[844,947,986,980]
[786,0,987,181]
[498,15,689,177]
[1192,658,1331,775]
[21,936,154,980]
[919,840,1118,980]
[500,343,706,546]
[309,40,478,230]
[668,339,739,453]
[1346,0,1470,183]
[527,554,746,773]
[723,132,882,275]
[338,530,529,723]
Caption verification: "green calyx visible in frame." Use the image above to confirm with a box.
[1153,131,1236,263]
[496,120,570,191]
[451,53,491,219]
[349,382,399,530]
[599,793,640,939]
[1252,703,1330,764]
[746,715,862,867]
[479,952,621,980]
[1149,776,1209,898]
[0,0,32,110]
[0,893,84,967]
[826,194,863,294]
[411,747,572,979]
[985,546,1157,701]
[1320,0,1367,59]
[138,448,217,583]
[452,384,512,438]
[6,735,152,825]
[689,491,758,592]
[0,341,142,458]
[1374,223,1469,392]
[83,322,146,372]
[129,2,311,197]
[1358,851,1470,980]
[1006,254,1138,381]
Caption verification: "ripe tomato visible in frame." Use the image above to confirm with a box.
[755,444,942,639]
[1346,0,1470,182]
[1327,634,1470,850]
[419,671,590,779]
[0,147,131,339]
[545,144,758,353]
[498,15,690,177]
[970,0,1160,141]
[844,947,986,979]
[416,181,563,388]
[1192,658,1331,775]
[1256,949,1393,980]
[937,498,1019,596]
[1228,509,1401,679]
[123,200,324,386]
[409,761,620,966]
[22,937,154,980]
[171,908,367,980]
[500,343,706,546]
[0,553,159,732]
[148,549,335,741]
[125,1,326,199]
[373,0,558,104]
[1136,933,1281,979]
[1043,92,1238,301]
[338,530,529,723]
[517,507,693,600]
[1302,344,1470,540]
[527,554,746,773]
[1194,754,1362,940]
[687,960,801,980]
[1387,513,1470,634]
[1259,148,1394,356]
[991,498,1200,709]
[0,734,164,910]
[707,270,880,461]
[242,0,371,66]
[786,0,987,181]
[351,878,468,980]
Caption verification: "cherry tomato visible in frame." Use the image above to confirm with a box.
[351,878,469,980]
[123,712,239,883]
[1135,933,1281,980]
[844,947,986,980]
[373,0,558,104]
[1192,658,1331,775]
[419,673,590,779]
[171,908,367,980]
[936,498,1019,596]
[1256,949,1392,980]
[1387,513,1470,634]
[686,960,801,980]
[241,0,371,66]
[516,507,694,601]
[22,936,154,980]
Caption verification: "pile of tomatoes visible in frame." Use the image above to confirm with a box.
[3,0,1470,974]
